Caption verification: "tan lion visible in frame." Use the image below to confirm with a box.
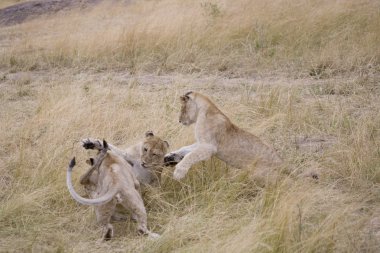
[82,131,169,186]
[66,140,159,241]
[164,91,282,181]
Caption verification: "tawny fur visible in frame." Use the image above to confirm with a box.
[66,144,159,241]
[165,91,282,182]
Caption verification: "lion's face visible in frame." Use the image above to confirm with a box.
[179,94,197,126]
[140,132,169,168]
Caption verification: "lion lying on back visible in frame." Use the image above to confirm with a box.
[66,140,159,241]
[164,91,282,182]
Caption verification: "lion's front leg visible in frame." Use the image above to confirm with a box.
[82,138,104,150]
[164,143,198,166]
[82,138,127,158]
[79,166,98,185]
[79,150,107,186]
[173,144,216,180]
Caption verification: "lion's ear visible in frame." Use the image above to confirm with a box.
[181,91,193,102]
[102,139,109,150]
[145,131,154,138]
[163,140,169,149]
[86,158,94,165]
[180,95,188,102]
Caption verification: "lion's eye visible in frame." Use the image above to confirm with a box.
[143,148,148,152]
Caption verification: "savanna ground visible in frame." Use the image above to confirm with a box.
[0,0,379,252]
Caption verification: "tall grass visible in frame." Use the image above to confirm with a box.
[0,0,379,252]
[1,0,379,75]
[0,70,379,252]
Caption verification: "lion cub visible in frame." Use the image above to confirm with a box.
[164,91,282,182]
[66,140,159,241]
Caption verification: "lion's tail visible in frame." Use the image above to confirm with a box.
[66,157,117,206]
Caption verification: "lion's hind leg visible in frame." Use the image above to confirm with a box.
[102,224,114,241]
[119,190,160,238]
[94,200,117,241]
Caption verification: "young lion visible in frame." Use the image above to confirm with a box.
[164,91,282,181]
[66,140,159,241]
[82,131,169,186]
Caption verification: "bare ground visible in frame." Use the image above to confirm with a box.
[0,0,105,26]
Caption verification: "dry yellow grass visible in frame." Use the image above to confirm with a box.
[1,0,379,75]
[0,0,379,252]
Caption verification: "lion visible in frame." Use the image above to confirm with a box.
[164,91,283,182]
[66,140,159,241]
[82,131,169,186]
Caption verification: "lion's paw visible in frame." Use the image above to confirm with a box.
[82,138,102,150]
[148,232,160,239]
[173,165,189,180]
[164,153,184,166]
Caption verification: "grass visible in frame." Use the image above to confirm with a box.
[0,0,379,252]
[0,0,379,75]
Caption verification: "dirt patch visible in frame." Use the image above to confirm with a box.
[0,0,103,26]
[295,135,336,153]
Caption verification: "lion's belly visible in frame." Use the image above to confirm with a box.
[216,146,256,169]
[216,132,267,168]
[216,141,255,169]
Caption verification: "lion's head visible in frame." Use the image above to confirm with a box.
[140,131,169,169]
[179,91,198,126]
